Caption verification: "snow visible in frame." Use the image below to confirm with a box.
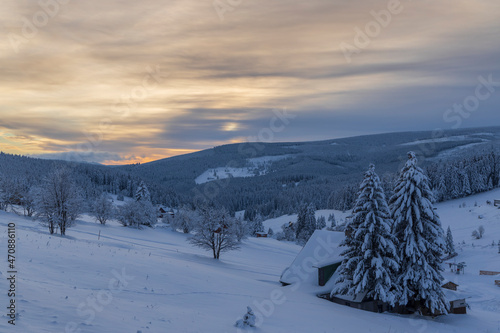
[108,194,134,207]
[399,135,476,146]
[0,189,500,332]
[430,142,487,160]
[195,167,255,185]
[195,155,291,184]
[263,209,352,234]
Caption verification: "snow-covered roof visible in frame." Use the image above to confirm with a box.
[280,230,344,285]
[442,288,468,302]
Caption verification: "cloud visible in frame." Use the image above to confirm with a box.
[0,0,499,163]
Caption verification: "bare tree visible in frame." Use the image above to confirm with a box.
[92,193,114,225]
[189,206,240,259]
[34,168,82,235]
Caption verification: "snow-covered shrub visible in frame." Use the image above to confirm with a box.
[276,222,295,241]
[235,306,256,329]
[472,225,485,239]
[117,200,157,228]
[234,218,249,241]
[169,206,198,233]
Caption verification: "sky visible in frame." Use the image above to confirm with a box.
[1,0,499,165]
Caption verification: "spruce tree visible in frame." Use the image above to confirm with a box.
[328,213,336,229]
[461,171,472,196]
[333,164,399,304]
[295,203,308,239]
[251,214,264,236]
[436,176,447,202]
[445,226,456,256]
[390,152,448,314]
[449,167,461,199]
[316,216,327,230]
[135,181,151,202]
[297,203,317,243]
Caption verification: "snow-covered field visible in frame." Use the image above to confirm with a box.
[399,134,491,146]
[1,189,500,332]
[263,209,352,234]
[195,155,291,184]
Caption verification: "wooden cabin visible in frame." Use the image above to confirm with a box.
[158,207,167,218]
[256,232,268,238]
[442,281,459,291]
[449,299,467,314]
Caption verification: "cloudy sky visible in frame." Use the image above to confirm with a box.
[1,0,499,164]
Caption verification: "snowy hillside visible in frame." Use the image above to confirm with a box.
[195,155,291,184]
[263,209,352,234]
[1,189,500,332]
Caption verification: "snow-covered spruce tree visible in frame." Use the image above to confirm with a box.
[295,203,308,239]
[332,164,399,305]
[297,203,317,244]
[316,215,327,230]
[445,226,456,256]
[135,180,151,202]
[389,152,448,314]
[328,213,336,229]
[117,180,156,228]
[92,193,114,225]
[189,206,240,259]
[435,176,447,202]
[461,170,472,196]
[250,214,264,236]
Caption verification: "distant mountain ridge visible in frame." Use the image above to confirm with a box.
[117,126,500,216]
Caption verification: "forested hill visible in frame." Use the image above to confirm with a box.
[1,126,499,217]
[0,152,142,203]
[119,126,500,218]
